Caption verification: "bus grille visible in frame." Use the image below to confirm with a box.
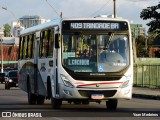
[78,90,117,98]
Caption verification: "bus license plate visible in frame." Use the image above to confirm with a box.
[91,94,104,99]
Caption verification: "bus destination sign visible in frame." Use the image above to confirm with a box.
[70,23,119,29]
[62,20,128,31]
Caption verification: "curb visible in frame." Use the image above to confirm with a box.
[132,93,160,100]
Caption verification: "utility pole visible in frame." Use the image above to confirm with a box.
[113,0,116,18]
[0,36,3,73]
[60,12,63,18]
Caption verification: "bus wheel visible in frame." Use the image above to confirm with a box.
[28,93,37,105]
[37,95,45,105]
[73,100,81,105]
[51,98,62,109]
[27,82,36,105]
[106,99,118,110]
[82,100,89,105]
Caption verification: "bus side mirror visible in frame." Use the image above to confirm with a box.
[55,34,60,48]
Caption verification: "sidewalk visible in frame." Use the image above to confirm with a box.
[132,87,160,100]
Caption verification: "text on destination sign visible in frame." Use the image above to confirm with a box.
[70,23,119,29]
[67,59,89,66]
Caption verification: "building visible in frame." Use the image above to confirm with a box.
[19,15,46,28]
[11,15,47,37]
[0,37,19,70]
[11,21,25,37]
[130,24,146,38]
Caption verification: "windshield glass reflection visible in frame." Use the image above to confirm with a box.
[62,33,129,72]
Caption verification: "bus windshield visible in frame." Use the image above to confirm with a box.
[62,33,129,73]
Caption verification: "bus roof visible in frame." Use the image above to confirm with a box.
[20,18,61,35]
[63,17,128,22]
[20,17,129,36]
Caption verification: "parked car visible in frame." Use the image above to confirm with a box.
[0,73,6,83]
[5,70,18,90]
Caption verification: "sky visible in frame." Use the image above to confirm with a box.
[0,0,159,31]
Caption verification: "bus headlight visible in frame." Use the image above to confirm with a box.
[60,74,74,88]
[120,75,132,88]
[120,80,129,88]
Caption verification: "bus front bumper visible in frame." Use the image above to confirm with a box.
[58,83,132,100]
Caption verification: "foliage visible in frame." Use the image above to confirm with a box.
[3,24,11,37]
[140,2,160,33]
[135,35,153,57]
[135,35,146,57]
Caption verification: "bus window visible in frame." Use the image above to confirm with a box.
[44,31,49,57]
[31,34,35,58]
[19,36,23,59]
[22,36,27,59]
[21,36,25,59]
[27,35,32,58]
[109,36,128,59]
[26,35,29,58]
[40,31,44,57]
[48,29,54,57]
[40,31,49,58]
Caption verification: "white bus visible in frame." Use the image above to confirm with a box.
[18,16,133,110]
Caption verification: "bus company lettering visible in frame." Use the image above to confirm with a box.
[68,59,89,66]
[70,23,119,29]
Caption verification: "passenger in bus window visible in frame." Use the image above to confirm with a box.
[87,35,91,45]
[63,44,68,52]
[76,48,81,57]
[82,49,89,58]
[91,44,97,61]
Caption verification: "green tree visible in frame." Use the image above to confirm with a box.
[140,2,160,36]
[136,35,147,57]
[3,23,11,37]
[136,35,154,57]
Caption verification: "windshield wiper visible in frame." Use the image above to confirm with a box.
[104,32,114,50]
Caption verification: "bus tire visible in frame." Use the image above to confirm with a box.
[51,98,62,109]
[73,100,81,105]
[49,80,62,109]
[106,99,118,110]
[82,100,89,105]
[27,80,36,105]
[28,93,37,105]
[47,77,51,99]
[37,95,45,105]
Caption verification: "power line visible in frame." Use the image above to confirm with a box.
[45,0,60,17]
[2,7,24,29]
[89,0,112,17]
[2,7,18,21]
[129,0,160,2]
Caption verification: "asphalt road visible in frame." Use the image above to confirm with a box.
[0,83,160,119]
